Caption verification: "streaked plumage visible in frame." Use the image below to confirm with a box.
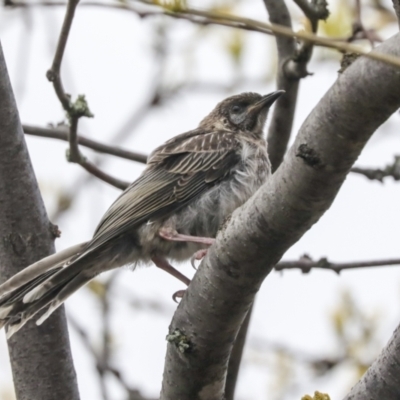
[0,91,284,337]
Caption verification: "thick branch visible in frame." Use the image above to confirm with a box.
[0,43,79,400]
[160,34,400,400]
[224,2,299,398]
[343,322,400,399]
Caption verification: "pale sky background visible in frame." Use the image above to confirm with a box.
[0,1,400,399]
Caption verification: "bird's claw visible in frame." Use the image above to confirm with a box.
[172,290,186,303]
[190,249,209,270]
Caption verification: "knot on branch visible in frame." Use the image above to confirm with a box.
[46,69,57,82]
[68,95,94,120]
[296,143,323,169]
[65,148,86,163]
[166,328,192,353]
[338,53,361,74]
[49,223,61,239]
[310,0,330,21]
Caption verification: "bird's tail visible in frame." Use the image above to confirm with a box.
[0,242,92,338]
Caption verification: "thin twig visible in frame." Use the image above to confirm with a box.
[46,0,85,162]
[9,0,400,69]
[23,125,147,163]
[275,255,400,274]
[24,125,132,190]
[46,0,79,111]
[348,0,381,46]
[79,159,130,190]
[133,0,400,69]
[45,0,132,189]
[68,313,156,400]
[351,156,400,182]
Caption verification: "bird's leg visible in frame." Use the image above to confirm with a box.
[158,227,215,246]
[191,248,209,270]
[152,256,190,285]
[151,256,190,302]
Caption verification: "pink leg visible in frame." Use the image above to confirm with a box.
[152,256,190,302]
[158,228,215,246]
[152,256,191,286]
[191,249,209,270]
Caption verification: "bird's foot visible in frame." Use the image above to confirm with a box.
[172,290,186,303]
[159,227,215,246]
[152,256,191,286]
[152,256,190,302]
[191,249,208,270]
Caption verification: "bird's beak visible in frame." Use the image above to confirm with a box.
[247,90,285,116]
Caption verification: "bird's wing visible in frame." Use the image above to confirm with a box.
[86,129,241,252]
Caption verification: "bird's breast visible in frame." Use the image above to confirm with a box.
[172,139,270,240]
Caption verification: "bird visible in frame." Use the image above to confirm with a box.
[0,90,284,338]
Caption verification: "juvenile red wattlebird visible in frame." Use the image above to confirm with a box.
[0,90,284,337]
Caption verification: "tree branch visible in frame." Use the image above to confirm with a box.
[78,159,130,190]
[0,42,79,400]
[275,255,400,273]
[287,0,329,79]
[160,33,400,400]
[224,1,299,397]
[44,0,133,190]
[8,0,400,68]
[350,156,400,182]
[393,0,400,29]
[224,305,253,400]
[293,0,330,21]
[343,322,400,399]
[133,0,400,69]
[263,0,299,171]
[23,124,147,163]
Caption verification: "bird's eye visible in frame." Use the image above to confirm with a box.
[231,105,242,113]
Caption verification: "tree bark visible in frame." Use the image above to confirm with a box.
[160,34,400,400]
[343,322,400,399]
[0,43,80,400]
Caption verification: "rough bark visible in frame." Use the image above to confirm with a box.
[343,323,400,399]
[0,43,80,400]
[224,3,298,398]
[160,34,400,400]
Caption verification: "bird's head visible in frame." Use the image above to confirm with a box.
[200,91,285,137]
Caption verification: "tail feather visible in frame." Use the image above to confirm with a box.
[5,288,61,338]
[32,272,94,327]
[23,256,93,304]
[0,242,95,338]
[0,242,88,298]
[0,269,60,307]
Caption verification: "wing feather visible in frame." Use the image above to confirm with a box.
[85,130,241,253]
